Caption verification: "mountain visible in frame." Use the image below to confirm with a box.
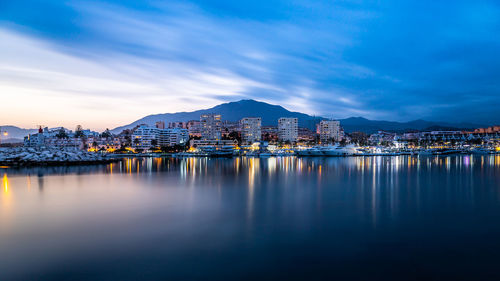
[340,117,481,134]
[111,99,323,133]
[0,126,37,143]
[110,99,483,134]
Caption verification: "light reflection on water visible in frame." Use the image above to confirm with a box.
[1,155,500,280]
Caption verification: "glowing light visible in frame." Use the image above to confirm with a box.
[3,174,8,193]
[2,132,7,136]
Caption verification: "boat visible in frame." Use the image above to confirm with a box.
[417,149,434,156]
[471,148,495,155]
[296,148,311,156]
[321,145,363,156]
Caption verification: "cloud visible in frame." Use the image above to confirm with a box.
[1,0,500,130]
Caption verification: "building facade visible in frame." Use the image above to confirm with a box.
[168,122,186,129]
[186,120,201,137]
[158,128,189,147]
[200,114,222,140]
[240,117,261,144]
[155,121,165,129]
[319,120,341,144]
[278,118,298,142]
[132,125,159,149]
[132,124,189,149]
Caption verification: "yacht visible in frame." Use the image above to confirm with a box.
[321,145,362,156]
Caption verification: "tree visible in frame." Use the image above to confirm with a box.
[92,141,98,149]
[150,139,158,150]
[101,128,112,139]
[56,128,68,139]
[133,138,140,146]
[349,132,368,146]
[160,144,188,153]
[74,125,84,138]
[227,131,241,145]
[339,138,347,146]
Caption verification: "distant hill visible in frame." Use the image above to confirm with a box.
[340,117,480,134]
[111,99,323,133]
[0,126,37,142]
[110,99,483,134]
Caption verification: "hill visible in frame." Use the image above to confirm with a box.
[110,99,482,134]
[0,126,37,142]
[111,99,323,133]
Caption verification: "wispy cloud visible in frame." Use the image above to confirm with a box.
[1,0,499,129]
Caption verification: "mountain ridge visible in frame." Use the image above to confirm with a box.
[1,100,485,136]
[109,99,484,134]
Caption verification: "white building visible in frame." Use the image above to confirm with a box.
[132,124,189,149]
[278,118,298,143]
[24,127,84,149]
[240,117,261,144]
[201,114,222,140]
[158,128,189,147]
[319,120,341,144]
[132,125,159,149]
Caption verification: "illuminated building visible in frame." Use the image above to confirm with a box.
[200,114,222,140]
[240,117,261,144]
[187,120,201,137]
[278,117,298,142]
[318,120,341,144]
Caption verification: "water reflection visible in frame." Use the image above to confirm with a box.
[1,156,499,224]
[2,173,8,193]
[1,155,500,280]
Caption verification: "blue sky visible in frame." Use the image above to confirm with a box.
[1,0,499,130]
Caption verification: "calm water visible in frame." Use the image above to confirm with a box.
[1,155,500,280]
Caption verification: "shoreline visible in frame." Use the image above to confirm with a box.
[1,153,497,168]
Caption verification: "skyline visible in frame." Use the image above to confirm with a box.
[1,0,500,130]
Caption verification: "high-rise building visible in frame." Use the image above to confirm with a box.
[240,117,261,144]
[278,117,298,142]
[168,122,186,129]
[318,120,341,144]
[155,121,165,129]
[187,120,201,137]
[200,114,222,140]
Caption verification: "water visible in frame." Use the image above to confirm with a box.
[1,155,500,280]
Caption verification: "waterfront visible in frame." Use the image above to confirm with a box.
[2,155,500,280]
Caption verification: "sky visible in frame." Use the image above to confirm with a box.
[1,0,499,131]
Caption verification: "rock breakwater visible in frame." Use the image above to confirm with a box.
[0,148,117,166]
